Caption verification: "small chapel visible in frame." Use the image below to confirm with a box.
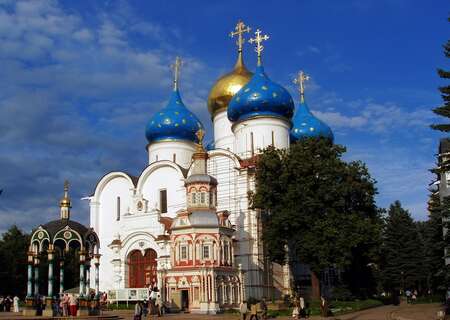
[87,20,333,313]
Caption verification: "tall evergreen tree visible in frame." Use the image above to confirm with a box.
[380,201,425,292]
[431,16,450,132]
[252,138,382,297]
[421,192,447,292]
[0,225,30,297]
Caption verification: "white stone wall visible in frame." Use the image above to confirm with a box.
[213,111,235,152]
[232,117,291,158]
[90,162,186,292]
[147,140,196,168]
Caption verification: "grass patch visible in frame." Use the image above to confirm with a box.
[267,299,383,318]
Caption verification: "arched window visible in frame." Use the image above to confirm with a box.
[116,197,120,221]
[127,249,157,288]
[200,192,205,204]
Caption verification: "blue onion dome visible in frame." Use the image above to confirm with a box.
[206,140,215,151]
[290,98,334,142]
[228,65,294,123]
[145,57,204,144]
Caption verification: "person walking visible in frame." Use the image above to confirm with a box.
[134,301,143,320]
[61,294,69,316]
[320,296,328,317]
[155,294,163,317]
[13,296,19,313]
[239,300,248,320]
[260,298,267,320]
[4,296,11,312]
[142,299,148,318]
[299,297,306,319]
[69,294,78,316]
[292,298,299,319]
[249,302,259,320]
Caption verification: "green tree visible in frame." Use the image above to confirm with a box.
[380,201,425,292]
[0,225,30,297]
[420,192,447,292]
[252,138,382,297]
[431,16,450,132]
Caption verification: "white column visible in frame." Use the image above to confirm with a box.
[220,240,224,265]
[230,283,234,304]
[27,262,33,297]
[211,271,216,303]
[231,243,235,265]
[200,269,204,302]
[94,254,100,296]
[59,261,64,294]
[34,256,39,296]
[222,282,226,304]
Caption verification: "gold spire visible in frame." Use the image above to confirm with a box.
[249,28,269,66]
[60,180,71,219]
[170,56,182,91]
[206,21,253,118]
[293,70,310,103]
[195,129,205,152]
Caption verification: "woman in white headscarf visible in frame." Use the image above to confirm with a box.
[13,296,19,313]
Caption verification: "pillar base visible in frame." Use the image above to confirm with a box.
[42,297,54,317]
[22,297,36,316]
[77,297,90,316]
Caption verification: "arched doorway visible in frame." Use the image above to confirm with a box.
[127,249,157,288]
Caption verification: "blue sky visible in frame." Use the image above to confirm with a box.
[0,0,448,233]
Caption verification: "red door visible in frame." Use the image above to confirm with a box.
[127,249,157,288]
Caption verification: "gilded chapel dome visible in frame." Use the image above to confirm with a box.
[207,53,253,118]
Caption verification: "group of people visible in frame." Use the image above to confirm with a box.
[56,293,79,316]
[0,296,19,313]
[405,289,418,304]
[291,296,311,319]
[239,299,268,320]
[134,287,164,320]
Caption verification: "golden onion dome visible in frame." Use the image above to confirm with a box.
[207,52,253,118]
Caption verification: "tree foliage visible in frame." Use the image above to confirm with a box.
[421,193,448,292]
[0,225,30,297]
[380,201,427,291]
[252,138,382,296]
[431,16,450,132]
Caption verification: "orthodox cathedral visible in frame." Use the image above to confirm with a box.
[87,21,333,313]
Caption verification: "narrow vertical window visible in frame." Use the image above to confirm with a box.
[271,131,275,146]
[181,245,187,260]
[160,189,167,213]
[203,245,210,259]
[200,192,205,204]
[156,155,159,161]
[173,153,176,163]
[250,132,254,156]
[191,193,196,204]
[116,196,120,221]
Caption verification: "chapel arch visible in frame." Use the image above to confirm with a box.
[126,248,158,288]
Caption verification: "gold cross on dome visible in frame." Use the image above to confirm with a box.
[170,56,182,90]
[195,129,205,152]
[63,180,69,196]
[229,20,251,53]
[293,70,310,101]
[249,29,269,65]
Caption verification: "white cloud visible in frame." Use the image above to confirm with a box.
[314,111,368,128]
[0,0,214,232]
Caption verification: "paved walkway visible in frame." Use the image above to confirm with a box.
[0,303,444,320]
